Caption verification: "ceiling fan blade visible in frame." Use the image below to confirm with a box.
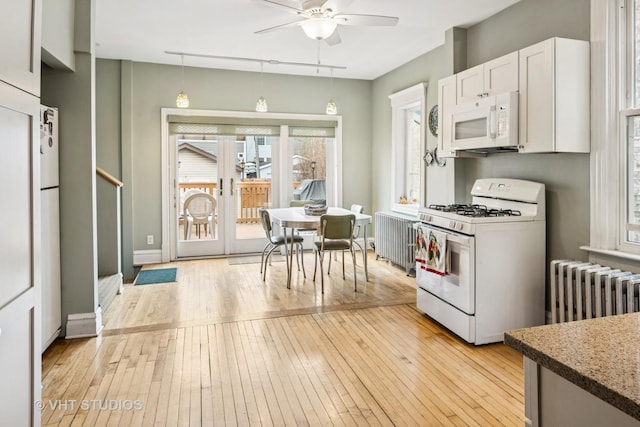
[262,0,304,13]
[321,0,354,14]
[255,18,306,35]
[324,30,341,46]
[333,14,399,26]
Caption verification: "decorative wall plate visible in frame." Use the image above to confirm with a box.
[433,147,446,167]
[428,105,438,137]
[423,150,434,166]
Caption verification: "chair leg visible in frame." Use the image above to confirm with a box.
[342,250,345,279]
[328,254,332,274]
[260,242,271,275]
[263,245,278,281]
[319,251,325,294]
[351,249,357,292]
[297,243,306,278]
[313,248,318,281]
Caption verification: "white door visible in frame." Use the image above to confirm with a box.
[172,134,276,258]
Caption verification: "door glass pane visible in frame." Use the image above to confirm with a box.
[291,136,327,204]
[177,137,218,241]
[405,106,421,205]
[237,135,275,240]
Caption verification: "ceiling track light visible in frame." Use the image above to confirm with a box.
[176,54,190,108]
[326,68,337,115]
[256,62,268,112]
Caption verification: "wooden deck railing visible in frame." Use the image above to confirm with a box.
[236,180,271,223]
[178,180,271,223]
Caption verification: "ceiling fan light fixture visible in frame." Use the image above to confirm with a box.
[301,17,337,40]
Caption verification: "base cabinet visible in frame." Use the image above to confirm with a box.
[524,358,640,427]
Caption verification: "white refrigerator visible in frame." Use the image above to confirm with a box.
[40,105,61,351]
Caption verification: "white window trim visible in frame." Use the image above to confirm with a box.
[584,0,640,261]
[388,82,427,216]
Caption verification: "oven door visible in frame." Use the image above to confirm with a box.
[415,223,475,314]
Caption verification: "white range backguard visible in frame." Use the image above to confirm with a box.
[415,178,546,345]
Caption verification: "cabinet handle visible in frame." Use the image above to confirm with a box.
[230,178,234,196]
[219,178,223,196]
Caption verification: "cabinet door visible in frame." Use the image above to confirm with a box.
[484,51,519,95]
[456,63,484,104]
[438,75,457,157]
[0,0,42,96]
[519,38,555,153]
[0,82,41,426]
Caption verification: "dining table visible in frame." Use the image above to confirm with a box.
[267,207,373,289]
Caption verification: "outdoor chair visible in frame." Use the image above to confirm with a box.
[183,192,216,240]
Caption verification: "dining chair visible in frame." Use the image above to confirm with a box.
[313,214,357,294]
[328,204,364,272]
[289,199,314,207]
[183,192,216,240]
[258,208,306,281]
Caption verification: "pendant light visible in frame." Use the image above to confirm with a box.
[326,68,337,115]
[256,62,268,112]
[176,54,190,108]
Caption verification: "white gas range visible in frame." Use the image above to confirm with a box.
[415,178,546,345]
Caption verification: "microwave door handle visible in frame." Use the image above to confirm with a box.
[488,105,497,139]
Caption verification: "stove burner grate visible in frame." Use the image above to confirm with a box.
[428,204,522,218]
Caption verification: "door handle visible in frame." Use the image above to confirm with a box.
[219,178,223,196]
[230,178,234,196]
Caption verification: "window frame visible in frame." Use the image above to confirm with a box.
[388,83,427,216]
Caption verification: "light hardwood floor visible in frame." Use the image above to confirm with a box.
[41,251,525,426]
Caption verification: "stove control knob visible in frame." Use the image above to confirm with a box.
[457,223,464,231]
[449,220,456,228]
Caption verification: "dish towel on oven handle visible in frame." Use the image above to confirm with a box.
[415,226,448,276]
[425,228,448,275]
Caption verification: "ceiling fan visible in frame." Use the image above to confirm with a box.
[255,0,399,46]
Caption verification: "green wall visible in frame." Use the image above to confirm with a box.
[96,60,372,279]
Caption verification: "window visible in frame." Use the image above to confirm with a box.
[389,83,426,215]
[623,0,640,247]
[590,0,640,258]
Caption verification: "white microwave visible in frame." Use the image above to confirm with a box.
[450,91,519,152]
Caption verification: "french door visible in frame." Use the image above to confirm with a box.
[171,133,277,258]
[161,109,342,261]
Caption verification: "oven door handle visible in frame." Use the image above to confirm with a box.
[418,224,472,246]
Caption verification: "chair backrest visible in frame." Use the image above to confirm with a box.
[289,199,314,207]
[184,193,216,219]
[350,204,363,214]
[320,214,355,241]
[258,208,272,238]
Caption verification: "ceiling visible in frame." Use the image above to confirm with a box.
[95,0,520,80]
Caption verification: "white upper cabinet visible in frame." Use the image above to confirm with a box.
[0,0,42,96]
[456,51,518,104]
[518,38,590,153]
[438,75,457,157]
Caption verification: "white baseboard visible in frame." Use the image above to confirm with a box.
[65,307,104,339]
[133,249,163,266]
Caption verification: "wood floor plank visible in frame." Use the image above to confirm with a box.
[41,254,525,426]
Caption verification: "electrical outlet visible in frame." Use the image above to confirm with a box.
[147,235,154,245]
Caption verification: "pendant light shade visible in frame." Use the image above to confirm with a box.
[256,96,268,112]
[176,55,189,108]
[176,91,190,108]
[325,99,337,115]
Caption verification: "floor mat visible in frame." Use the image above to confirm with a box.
[134,268,178,285]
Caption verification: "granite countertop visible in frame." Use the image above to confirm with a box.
[504,313,640,421]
